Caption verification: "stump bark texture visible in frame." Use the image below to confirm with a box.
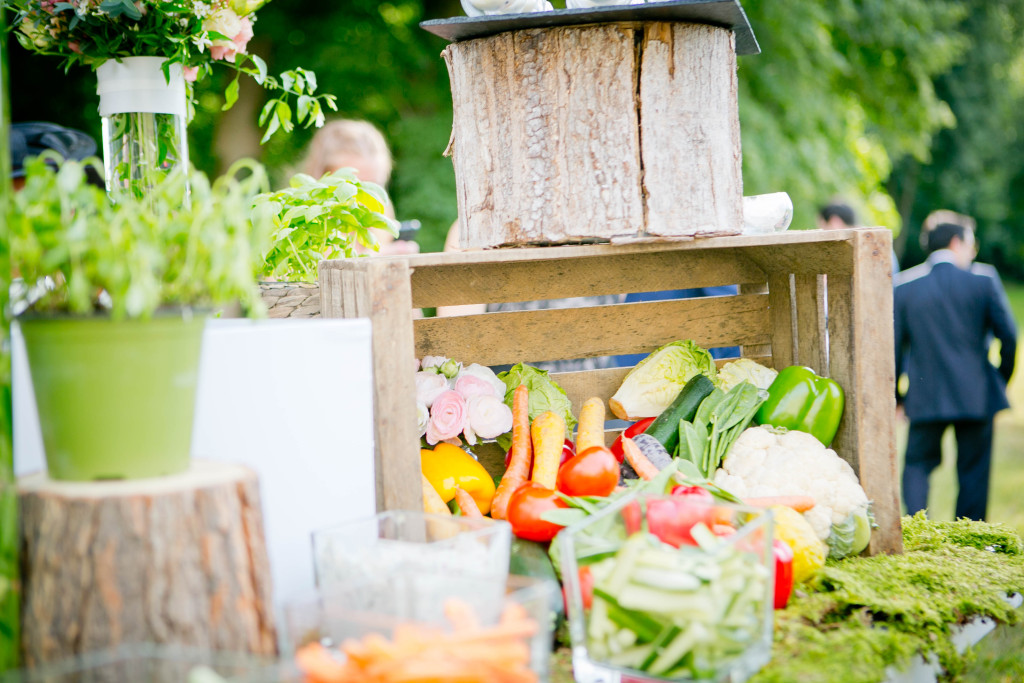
[19,461,276,666]
[444,22,743,249]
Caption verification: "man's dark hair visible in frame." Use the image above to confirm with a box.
[927,223,966,253]
[818,202,857,227]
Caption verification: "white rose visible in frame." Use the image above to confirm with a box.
[416,402,429,438]
[466,394,514,443]
[457,363,506,399]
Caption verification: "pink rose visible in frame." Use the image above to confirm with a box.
[425,391,467,445]
[183,66,199,83]
[205,10,251,62]
[453,374,494,400]
[463,395,514,445]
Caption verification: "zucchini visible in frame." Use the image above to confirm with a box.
[643,374,716,453]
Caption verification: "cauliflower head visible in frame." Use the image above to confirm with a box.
[713,425,872,558]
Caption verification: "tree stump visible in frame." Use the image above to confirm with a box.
[18,460,276,666]
[443,22,743,249]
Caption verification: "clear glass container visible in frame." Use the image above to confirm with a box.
[95,56,190,200]
[311,510,512,625]
[281,574,557,682]
[558,493,775,683]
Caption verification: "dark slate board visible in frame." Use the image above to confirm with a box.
[420,0,759,56]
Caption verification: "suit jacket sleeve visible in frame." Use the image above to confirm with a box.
[893,287,906,404]
[984,277,1018,383]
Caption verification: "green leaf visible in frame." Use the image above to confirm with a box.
[258,99,277,127]
[251,54,268,85]
[99,0,142,20]
[276,101,293,133]
[296,95,313,123]
[222,78,240,112]
[540,507,589,527]
[260,114,281,144]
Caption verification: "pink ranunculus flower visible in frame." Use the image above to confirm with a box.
[464,394,514,445]
[425,391,467,445]
[415,371,449,408]
[459,363,506,398]
[183,65,199,82]
[453,373,494,401]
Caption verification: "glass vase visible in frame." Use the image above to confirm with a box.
[96,56,190,200]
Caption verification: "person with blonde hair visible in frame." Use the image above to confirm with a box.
[302,119,418,255]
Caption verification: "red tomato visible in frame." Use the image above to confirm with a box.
[557,446,619,498]
[507,483,566,542]
[562,565,594,613]
[610,417,656,463]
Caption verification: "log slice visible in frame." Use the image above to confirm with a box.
[19,460,276,666]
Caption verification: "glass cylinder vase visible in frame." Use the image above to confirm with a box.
[96,56,190,200]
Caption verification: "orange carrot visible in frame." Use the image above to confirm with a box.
[422,474,452,516]
[453,486,483,518]
[575,397,606,454]
[744,495,816,512]
[295,642,347,683]
[490,385,532,520]
[621,436,660,480]
[530,411,566,489]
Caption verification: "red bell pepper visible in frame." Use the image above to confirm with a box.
[610,417,656,463]
[773,539,795,609]
[622,495,716,547]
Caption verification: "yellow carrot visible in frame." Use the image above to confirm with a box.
[422,474,452,516]
[454,486,484,518]
[491,385,532,521]
[530,411,566,489]
[576,397,606,454]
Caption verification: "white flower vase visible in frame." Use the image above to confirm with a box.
[96,56,190,199]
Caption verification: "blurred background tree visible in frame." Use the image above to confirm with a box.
[7,0,1024,268]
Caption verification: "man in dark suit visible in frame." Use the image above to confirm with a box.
[894,222,1017,520]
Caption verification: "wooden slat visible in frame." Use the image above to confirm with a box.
[794,273,827,375]
[767,273,796,370]
[409,249,766,308]
[745,239,855,278]
[413,294,771,367]
[828,229,900,555]
[738,283,771,359]
[319,259,422,514]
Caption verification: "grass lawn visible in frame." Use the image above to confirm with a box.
[910,280,1024,533]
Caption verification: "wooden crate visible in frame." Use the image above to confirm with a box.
[319,228,901,555]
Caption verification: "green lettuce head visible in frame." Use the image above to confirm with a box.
[609,340,716,420]
[495,363,576,452]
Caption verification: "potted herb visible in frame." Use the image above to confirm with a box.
[254,169,399,316]
[7,153,272,480]
[256,168,399,282]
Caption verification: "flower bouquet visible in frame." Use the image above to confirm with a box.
[3,0,335,194]
[415,356,514,448]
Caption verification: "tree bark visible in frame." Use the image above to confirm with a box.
[19,461,276,666]
[444,22,743,249]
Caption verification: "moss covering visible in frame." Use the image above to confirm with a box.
[750,514,1024,683]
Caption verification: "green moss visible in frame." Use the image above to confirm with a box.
[750,514,1024,683]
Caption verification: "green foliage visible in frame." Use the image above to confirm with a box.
[887,0,1024,273]
[7,154,274,318]
[750,513,1024,683]
[738,0,967,233]
[256,168,399,282]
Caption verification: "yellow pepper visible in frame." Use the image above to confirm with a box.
[420,443,496,516]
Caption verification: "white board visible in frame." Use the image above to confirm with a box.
[12,318,378,607]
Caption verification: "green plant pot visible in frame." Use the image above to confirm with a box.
[20,313,206,481]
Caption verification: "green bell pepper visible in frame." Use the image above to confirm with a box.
[755,366,844,446]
